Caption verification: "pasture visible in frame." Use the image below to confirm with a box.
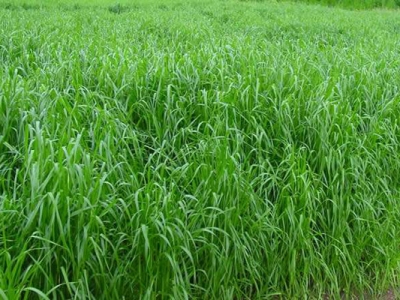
[1,0,400,298]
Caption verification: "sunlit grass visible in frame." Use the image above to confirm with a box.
[1,0,400,299]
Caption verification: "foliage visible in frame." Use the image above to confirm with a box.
[1,0,400,298]
[288,0,400,9]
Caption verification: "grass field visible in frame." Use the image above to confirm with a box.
[1,0,400,299]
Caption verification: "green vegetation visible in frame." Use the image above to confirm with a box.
[283,0,400,9]
[1,0,400,299]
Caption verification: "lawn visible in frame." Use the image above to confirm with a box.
[1,0,400,299]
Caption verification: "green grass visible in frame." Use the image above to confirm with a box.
[1,0,400,299]
[280,0,400,9]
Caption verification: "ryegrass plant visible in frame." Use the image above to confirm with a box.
[1,0,400,299]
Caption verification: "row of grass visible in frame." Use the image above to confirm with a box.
[3,0,398,11]
[279,0,400,9]
[1,0,400,299]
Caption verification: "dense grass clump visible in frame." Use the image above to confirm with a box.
[1,0,400,299]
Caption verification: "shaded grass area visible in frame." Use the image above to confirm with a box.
[1,0,400,299]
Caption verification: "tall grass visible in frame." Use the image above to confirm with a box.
[1,0,400,299]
